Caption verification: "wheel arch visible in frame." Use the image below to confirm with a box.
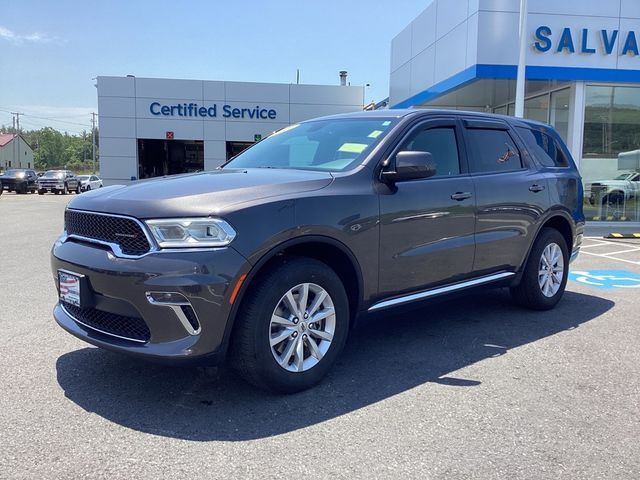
[514,213,574,283]
[220,235,364,355]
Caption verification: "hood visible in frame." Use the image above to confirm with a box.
[67,168,333,218]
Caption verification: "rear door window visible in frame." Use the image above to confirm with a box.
[465,128,522,174]
[516,127,569,167]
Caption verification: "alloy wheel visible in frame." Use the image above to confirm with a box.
[269,283,336,373]
[538,242,564,297]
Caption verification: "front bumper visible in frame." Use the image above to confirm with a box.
[2,180,25,191]
[51,236,250,365]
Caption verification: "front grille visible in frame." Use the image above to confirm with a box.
[65,209,151,256]
[39,180,61,187]
[62,302,151,343]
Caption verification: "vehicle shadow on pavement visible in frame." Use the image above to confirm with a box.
[56,290,613,441]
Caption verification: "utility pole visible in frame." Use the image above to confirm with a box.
[11,112,23,168]
[91,112,97,174]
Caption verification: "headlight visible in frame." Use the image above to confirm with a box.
[145,218,236,248]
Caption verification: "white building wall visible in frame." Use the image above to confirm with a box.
[0,136,34,170]
[98,77,363,184]
[390,0,640,106]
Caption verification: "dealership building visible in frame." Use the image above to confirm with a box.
[97,76,363,184]
[98,0,640,222]
[390,0,640,222]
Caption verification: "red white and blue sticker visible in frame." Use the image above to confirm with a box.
[569,270,640,289]
[58,270,82,306]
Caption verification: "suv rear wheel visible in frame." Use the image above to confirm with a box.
[510,228,568,310]
[230,257,349,393]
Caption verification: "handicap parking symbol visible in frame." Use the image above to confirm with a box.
[569,270,640,289]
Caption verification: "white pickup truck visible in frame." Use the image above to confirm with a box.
[586,149,640,205]
[587,171,640,205]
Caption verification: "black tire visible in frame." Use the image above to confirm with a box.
[62,184,68,195]
[76,185,81,194]
[38,189,45,195]
[230,257,350,393]
[510,228,569,310]
[18,183,27,194]
[86,185,91,191]
[602,192,624,207]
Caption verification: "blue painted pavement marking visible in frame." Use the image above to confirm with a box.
[569,270,640,289]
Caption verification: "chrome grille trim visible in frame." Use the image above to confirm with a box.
[60,303,148,344]
[64,208,157,258]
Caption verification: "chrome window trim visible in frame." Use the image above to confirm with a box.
[60,303,148,344]
[368,271,516,311]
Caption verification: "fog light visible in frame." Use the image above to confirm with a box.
[145,291,201,335]
[145,291,188,305]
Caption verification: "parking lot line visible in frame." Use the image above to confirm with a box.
[579,250,640,265]
[601,248,640,256]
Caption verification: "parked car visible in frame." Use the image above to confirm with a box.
[38,170,80,195]
[585,171,640,206]
[76,175,103,192]
[51,110,585,393]
[0,168,39,194]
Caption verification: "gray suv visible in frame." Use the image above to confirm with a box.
[51,110,585,392]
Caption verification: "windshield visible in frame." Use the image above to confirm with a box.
[614,173,633,180]
[77,175,90,181]
[3,169,26,178]
[224,118,398,172]
[43,171,64,179]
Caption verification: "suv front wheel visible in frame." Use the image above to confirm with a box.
[230,257,349,393]
[511,228,568,310]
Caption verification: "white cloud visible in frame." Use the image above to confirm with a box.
[0,26,61,45]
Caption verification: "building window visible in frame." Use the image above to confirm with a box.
[549,88,570,143]
[582,85,640,222]
[524,94,549,124]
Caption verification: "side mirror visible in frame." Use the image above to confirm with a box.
[382,151,436,182]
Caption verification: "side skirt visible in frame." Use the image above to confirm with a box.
[368,271,516,312]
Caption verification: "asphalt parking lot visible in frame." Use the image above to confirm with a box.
[1,192,639,480]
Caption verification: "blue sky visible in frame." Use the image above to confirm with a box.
[0,0,429,134]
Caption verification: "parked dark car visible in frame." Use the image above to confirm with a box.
[38,170,80,195]
[51,110,585,393]
[0,168,39,194]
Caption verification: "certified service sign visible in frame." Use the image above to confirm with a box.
[569,270,640,289]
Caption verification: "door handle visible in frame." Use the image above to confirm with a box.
[451,192,472,201]
[529,184,546,193]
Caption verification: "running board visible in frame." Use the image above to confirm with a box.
[368,272,516,312]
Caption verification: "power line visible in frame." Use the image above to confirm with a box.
[0,107,92,127]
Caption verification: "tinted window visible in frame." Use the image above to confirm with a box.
[400,127,460,176]
[466,129,522,173]
[517,127,569,167]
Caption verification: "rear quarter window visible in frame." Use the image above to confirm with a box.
[516,127,569,168]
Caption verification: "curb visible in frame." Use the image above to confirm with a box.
[606,233,640,239]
